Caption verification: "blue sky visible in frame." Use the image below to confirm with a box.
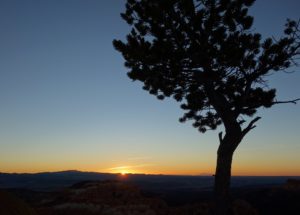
[0,0,299,175]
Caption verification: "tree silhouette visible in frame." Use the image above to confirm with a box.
[113,0,300,214]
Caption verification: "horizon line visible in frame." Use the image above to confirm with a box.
[1,169,300,177]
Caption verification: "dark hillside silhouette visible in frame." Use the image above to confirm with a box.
[113,0,300,214]
[3,176,300,215]
[0,190,37,215]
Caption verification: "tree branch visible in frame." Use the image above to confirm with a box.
[242,116,261,137]
[218,131,223,143]
[272,98,300,105]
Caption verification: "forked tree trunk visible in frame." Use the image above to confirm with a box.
[214,135,240,215]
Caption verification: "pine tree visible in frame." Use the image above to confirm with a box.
[113,0,300,214]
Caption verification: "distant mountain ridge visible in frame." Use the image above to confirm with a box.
[1,170,299,192]
[0,170,118,191]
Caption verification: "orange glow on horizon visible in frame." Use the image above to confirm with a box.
[1,167,300,176]
[1,161,300,176]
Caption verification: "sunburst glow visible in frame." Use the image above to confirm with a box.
[120,170,128,175]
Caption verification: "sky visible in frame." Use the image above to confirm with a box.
[0,0,299,176]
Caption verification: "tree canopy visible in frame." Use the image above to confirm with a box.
[113,0,300,135]
[114,1,300,214]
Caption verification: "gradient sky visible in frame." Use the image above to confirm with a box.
[0,0,299,176]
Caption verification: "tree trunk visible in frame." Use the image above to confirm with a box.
[213,139,236,215]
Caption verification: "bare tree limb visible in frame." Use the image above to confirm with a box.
[218,131,223,143]
[272,98,300,105]
[242,116,261,137]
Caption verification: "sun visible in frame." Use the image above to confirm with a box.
[109,166,133,176]
[120,170,128,176]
